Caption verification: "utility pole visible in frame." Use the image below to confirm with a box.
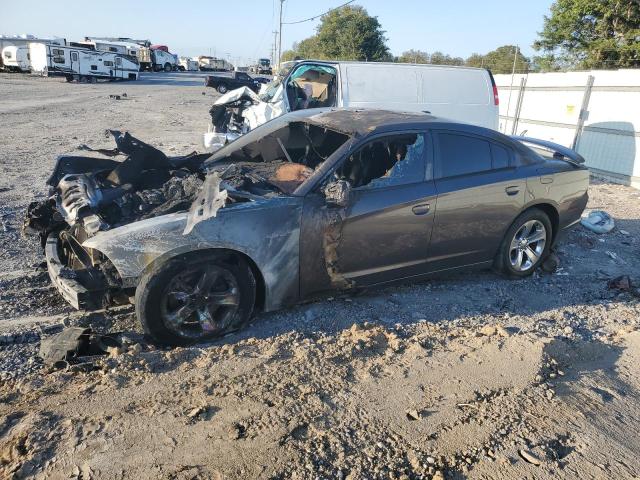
[504,46,519,134]
[272,30,278,66]
[278,0,285,68]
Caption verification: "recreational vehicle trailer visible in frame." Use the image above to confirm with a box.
[84,37,152,71]
[29,43,139,82]
[0,35,65,70]
[1,45,30,72]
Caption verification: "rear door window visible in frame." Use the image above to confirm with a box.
[491,143,511,169]
[436,133,492,178]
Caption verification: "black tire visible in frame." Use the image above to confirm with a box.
[153,64,162,72]
[164,62,172,72]
[494,208,552,278]
[135,252,256,346]
[65,74,74,82]
[217,83,228,94]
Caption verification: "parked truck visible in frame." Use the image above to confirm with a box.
[197,56,233,72]
[250,58,272,75]
[149,45,178,72]
[29,43,139,82]
[204,71,268,94]
[179,57,199,71]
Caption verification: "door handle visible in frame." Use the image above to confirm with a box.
[505,186,520,196]
[540,176,554,184]
[412,204,431,215]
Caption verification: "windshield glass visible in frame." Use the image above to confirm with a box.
[259,62,297,102]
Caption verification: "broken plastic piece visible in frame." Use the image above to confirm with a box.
[580,210,614,234]
[38,327,122,367]
[183,172,228,235]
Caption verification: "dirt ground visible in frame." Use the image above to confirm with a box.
[1,72,640,480]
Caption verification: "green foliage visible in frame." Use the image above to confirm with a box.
[481,45,531,73]
[465,53,485,68]
[397,49,430,64]
[461,46,531,73]
[396,50,464,66]
[282,5,390,62]
[534,0,640,70]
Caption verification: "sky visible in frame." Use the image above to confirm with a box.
[0,0,555,65]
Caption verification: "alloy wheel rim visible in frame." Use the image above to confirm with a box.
[160,266,240,339]
[509,220,547,272]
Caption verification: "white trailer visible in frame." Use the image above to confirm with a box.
[1,45,30,72]
[29,43,139,82]
[84,37,151,71]
[0,35,65,70]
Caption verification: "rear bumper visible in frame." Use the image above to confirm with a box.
[45,234,108,311]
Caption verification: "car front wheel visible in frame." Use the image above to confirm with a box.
[135,253,256,345]
[217,83,228,94]
[495,208,551,278]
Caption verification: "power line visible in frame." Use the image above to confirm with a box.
[282,0,356,25]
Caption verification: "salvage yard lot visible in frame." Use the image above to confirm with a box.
[1,72,640,479]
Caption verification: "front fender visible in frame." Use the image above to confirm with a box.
[83,198,303,310]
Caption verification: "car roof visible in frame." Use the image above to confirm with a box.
[302,108,491,137]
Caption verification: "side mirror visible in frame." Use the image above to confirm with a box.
[323,180,351,208]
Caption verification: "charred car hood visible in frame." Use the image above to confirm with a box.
[82,195,303,306]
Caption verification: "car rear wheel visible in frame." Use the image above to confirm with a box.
[217,83,228,94]
[135,253,256,345]
[495,208,551,278]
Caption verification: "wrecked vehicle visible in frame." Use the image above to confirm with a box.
[204,60,501,150]
[25,109,589,345]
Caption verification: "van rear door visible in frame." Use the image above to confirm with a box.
[341,63,499,131]
[419,67,498,130]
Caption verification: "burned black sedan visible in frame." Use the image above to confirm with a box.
[25,109,589,345]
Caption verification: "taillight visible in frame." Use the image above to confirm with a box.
[493,85,500,106]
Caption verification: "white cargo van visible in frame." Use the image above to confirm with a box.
[282,61,499,129]
[206,60,500,149]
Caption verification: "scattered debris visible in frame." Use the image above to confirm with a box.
[580,210,614,234]
[608,275,640,297]
[38,327,121,368]
[518,448,542,466]
[541,252,560,272]
[405,409,421,421]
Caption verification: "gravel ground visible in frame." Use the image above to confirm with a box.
[1,72,640,479]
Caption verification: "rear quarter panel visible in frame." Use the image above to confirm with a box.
[524,161,589,230]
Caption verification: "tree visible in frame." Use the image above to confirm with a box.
[463,46,530,73]
[429,51,464,66]
[534,0,640,70]
[281,5,391,62]
[483,45,530,73]
[397,49,430,64]
[465,53,485,68]
[396,50,464,65]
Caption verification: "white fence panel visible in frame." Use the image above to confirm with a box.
[495,70,640,188]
